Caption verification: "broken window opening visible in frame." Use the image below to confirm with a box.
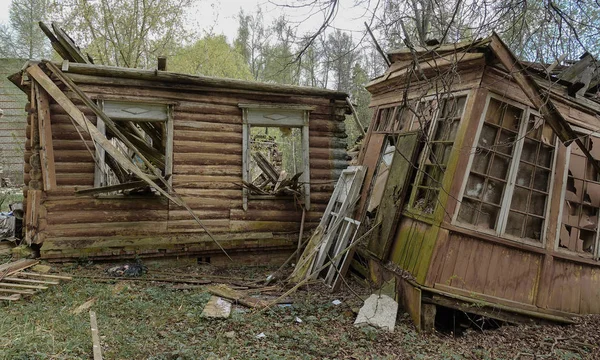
[457,96,557,245]
[248,126,304,197]
[240,104,311,210]
[93,101,171,197]
[559,134,600,256]
[410,95,468,215]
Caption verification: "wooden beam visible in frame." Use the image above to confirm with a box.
[0,282,48,290]
[35,83,57,190]
[24,190,41,245]
[89,311,103,360]
[20,272,73,281]
[51,22,90,64]
[2,277,60,285]
[38,22,72,62]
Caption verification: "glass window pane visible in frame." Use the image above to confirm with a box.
[489,154,510,180]
[506,211,525,237]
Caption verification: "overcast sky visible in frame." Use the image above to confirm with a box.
[0,0,371,42]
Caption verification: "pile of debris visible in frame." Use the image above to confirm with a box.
[244,152,303,196]
[0,259,71,301]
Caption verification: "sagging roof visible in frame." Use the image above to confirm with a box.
[52,62,349,99]
[383,36,600,104]
[29,22,348,100]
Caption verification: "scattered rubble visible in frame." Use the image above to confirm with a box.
[354,294,399,332]
[201,296,232,319]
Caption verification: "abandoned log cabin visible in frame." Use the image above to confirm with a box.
[10,60,350,260]
[357,34,600,327]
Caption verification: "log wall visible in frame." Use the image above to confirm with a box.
[27,75,349,259]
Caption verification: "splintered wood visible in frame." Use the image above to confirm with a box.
[0,259,71,301]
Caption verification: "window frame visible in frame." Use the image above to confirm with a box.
[239,103,313,211]
[555,126,600,260]
[453,93,559,248]
[405,91,471,218]
[94,100,174,192]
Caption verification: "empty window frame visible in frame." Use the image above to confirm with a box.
[240,104,312,211]
[558,133,600,257]
[372,104,414,133]
[94,101,172,193]
[408,94,468,214]
[456,96,557,244]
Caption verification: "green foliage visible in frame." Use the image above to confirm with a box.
[0,0,51,58]
[51,0,193,68]
[170,35,253,80]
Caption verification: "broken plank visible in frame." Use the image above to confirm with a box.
[89,311,103,360]
[2,277,60,285]
[75,179,158,196]
[20,272,73,280]
[35,83,57,190]
[0,294,21,301]
[0,259,40,277]
[0,282,48,290]
[26,64,181,206]
[0,288,35,295]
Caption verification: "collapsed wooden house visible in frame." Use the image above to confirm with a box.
[9,25,350,261]
[356,34,600,328]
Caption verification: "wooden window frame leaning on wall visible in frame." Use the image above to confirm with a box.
[454,93,558,248]
[239,104,313,211]
[92,100,173,196]
[557,127,600,260]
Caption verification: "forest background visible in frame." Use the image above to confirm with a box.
[0,0,598,144]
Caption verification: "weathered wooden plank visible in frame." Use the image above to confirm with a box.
[35,84,57,190]
[89,311,103,360]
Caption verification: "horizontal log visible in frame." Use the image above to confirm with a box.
[44,197,168,211]
[173,130,242,143]
[52,139,95,151]
[78,83,339,108]
[42,220,169,237]
[229,209,322,222]
[229,220,317,233]
[172,165,242,176]
[54,162,95,173]
[63,66,348,98]
[51,114,97,125]
[176,102,240,115]
[50,103,96,116]
[46,209,168,225]
[172,175,241,190]
[172,196,240,209]
[54,150,94,163]
[173,141,242,154]
[175,188,241,199]
[41,231,275,251]
[173,120,242,133]
[166,219,230,230]
[173,153,242,166]
[168,209,230,220]
[174,113,241,125]
[56,173,94,186]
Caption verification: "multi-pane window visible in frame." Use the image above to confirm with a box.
[505,114,556,239]
[457,96,556,244]
[372,104,413,133]
[559,134,600,256]
[411,95,467,214]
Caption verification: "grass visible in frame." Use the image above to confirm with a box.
[0,261,594,360]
